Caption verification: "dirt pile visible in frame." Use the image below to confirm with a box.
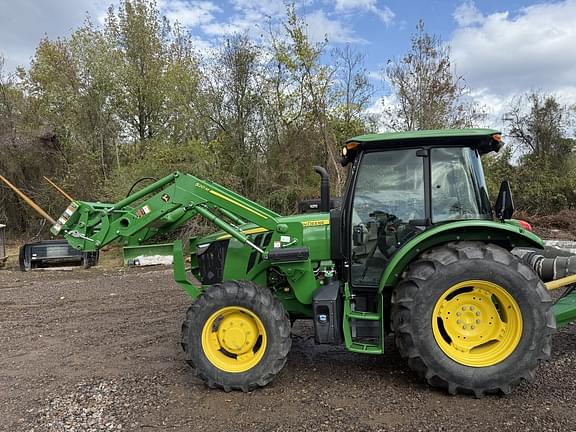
[515,209,576,240]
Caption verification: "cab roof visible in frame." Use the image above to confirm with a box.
[348,128,500,144]
[341,128,503,166]
[344,128,502,157]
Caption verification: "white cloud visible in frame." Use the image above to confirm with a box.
[451,0,576,98]
[161,0,221,28]
[334,0,394,25]
[450,0,576,125]
[202,18,251,37]
[453,1,483,26]
[201,0,286,38]
[305,10,366,44]
[229,0,286,17]
[366,69,382,81]
[0,0,108,72]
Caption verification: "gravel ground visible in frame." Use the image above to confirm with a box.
[1,266,575,432]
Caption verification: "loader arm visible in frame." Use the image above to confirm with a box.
[51,172,286,253]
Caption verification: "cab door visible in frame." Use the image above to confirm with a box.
[343,148,428,289]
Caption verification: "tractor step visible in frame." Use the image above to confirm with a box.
[554,289,576,328]
[347,341,383,354]
[342,283,384,355]
[347,310,381,321]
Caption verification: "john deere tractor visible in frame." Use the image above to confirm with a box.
[52,129,576,396]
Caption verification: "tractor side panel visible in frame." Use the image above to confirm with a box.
[218,220,331,289]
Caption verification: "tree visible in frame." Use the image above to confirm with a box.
[0,1,379,234]
[384,21,482,131]
[200,35,265,196]
[331,45,373,143]
[266,5,345,196]
[483,92,576,214]
[104,0,168,146]
[504,92,574,161]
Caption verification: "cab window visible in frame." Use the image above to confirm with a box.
[350,149,424,287]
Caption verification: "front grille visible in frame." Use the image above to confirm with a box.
[198,240,229,285]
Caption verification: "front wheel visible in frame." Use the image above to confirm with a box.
[391,242,555,397]
[181,280,291,391]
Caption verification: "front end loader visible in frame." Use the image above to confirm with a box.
[52,128,576,396]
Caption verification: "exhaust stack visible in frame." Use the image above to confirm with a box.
[313,166,330,213]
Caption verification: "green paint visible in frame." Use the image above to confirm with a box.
[173,240,200,298]
[379,219,544,291]
[554,290,576,328]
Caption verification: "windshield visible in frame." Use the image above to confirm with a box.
[431,147,492,222]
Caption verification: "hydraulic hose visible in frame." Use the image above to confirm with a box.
[126,177,158,197]
[512,249,576,282]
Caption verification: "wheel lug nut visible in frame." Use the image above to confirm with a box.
[462,306,466,311]
[456,312,461,316]
[471,325,475,330]
[476,311,480,316]
[457,320,462,324]
[470,305,474,311]
[463,325,467,330]
[476,319,480,324]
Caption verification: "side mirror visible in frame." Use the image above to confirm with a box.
[494,180,514,220]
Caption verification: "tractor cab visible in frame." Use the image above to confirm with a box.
[335,129,503,288]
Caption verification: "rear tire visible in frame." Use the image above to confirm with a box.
[391,242,555,396]
[181,280,291,391]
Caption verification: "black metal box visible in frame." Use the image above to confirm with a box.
[19,239,98,271]
[312,280,343,344]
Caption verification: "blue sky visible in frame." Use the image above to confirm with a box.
[1,0,576,125]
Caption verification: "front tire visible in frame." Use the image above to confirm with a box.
[181,280,291,391]
[391,242,555,396]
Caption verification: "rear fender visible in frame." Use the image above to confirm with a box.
[379,220,544,292]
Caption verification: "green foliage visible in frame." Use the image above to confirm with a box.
[484,93,576,214]
[5,3,575,238]
[102,139,211,201]
[0,6,362,235]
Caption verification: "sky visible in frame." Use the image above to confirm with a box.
[1,0,576,128]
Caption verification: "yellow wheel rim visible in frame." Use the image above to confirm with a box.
[201,306,267,373]
[432,280,523,367]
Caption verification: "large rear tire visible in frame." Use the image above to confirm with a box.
[181,280,291,391]
[391,242,555,396]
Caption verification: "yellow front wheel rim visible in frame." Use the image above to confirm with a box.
[432,280,523,367]
[201,306,267,373]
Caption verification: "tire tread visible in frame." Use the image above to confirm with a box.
[391,241,554,397]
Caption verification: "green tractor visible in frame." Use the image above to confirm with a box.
[52,128,576,396]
